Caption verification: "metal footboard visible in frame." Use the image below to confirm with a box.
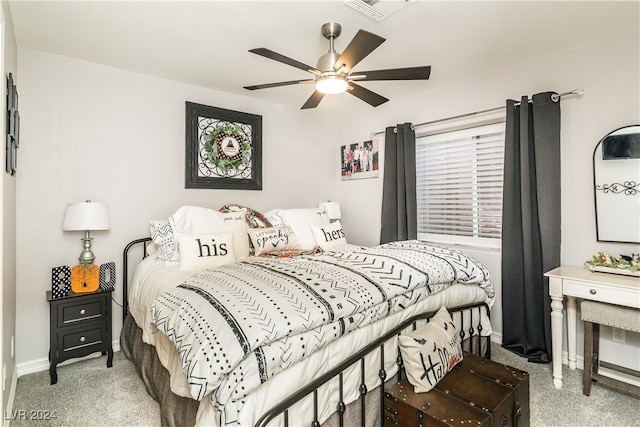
[254,302,491,427]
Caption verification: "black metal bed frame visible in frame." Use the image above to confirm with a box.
[122,237,491,427]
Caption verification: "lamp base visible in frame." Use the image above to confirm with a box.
[78,231,96,265]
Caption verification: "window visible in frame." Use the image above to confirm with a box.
[416,122,505,248]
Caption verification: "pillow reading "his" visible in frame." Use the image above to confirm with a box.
[398,306,463,393]
[311,221,348,250]
[248,226,301,256]
[177,232,235,270]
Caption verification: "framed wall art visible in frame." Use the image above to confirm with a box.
[341,139,379,181]
[185,102,262,190]
[6,73,19,176]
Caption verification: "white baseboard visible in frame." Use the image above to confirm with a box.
[3,363,17,427]
[16,339,121,378]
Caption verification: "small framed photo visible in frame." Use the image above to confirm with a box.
[341,139,379,180]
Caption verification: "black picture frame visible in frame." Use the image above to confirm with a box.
[6,73,18,175]
[185,102,262,190]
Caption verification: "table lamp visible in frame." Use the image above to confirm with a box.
[62,200,110,293]
[318,201,342,222]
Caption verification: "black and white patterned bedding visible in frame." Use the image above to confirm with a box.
[150,240,494,410]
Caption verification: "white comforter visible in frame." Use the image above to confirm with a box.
[133,241,494,426]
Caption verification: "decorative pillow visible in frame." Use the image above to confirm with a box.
[218,209,250,259]
[278,208,330,250]
[150,219,175,261]
[177,232,235,270]
[398,306,463,393]
[168,206,251,261]
[248,226,301,256]
[220,204,273,229]
[311,221,348,250]
[264,209,285,227]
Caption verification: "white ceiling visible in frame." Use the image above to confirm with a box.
[8,1,640,113]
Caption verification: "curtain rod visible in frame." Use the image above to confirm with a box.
[372,88,584,136]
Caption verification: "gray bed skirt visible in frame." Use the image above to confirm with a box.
[120,314,382,427]
[120,315,199,427]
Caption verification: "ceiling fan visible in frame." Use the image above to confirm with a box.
[243,22,431,109]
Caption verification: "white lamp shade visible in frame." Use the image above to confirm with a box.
[62,201,111,231]
[318,201,342,220]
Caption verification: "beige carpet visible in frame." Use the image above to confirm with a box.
[9,345,640,426]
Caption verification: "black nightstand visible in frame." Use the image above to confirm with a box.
[47,288,113,384]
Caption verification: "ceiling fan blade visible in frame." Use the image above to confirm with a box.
[347,82,389,107]
[249,48,322,75]
[244,79,314,91]
[349,66,431,81]
[301,91,325,109]
[333,30,385,73]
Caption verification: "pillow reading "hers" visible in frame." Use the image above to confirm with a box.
[311,221,348,250]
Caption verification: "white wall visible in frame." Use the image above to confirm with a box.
[15,48,338,367]
[2,0,18,414]
[14,29,640,373]
[330,31,640,366]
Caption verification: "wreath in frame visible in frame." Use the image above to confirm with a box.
[203,124,252,171]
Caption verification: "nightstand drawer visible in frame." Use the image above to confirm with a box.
[58,297,105,327]
[61,326,104,353]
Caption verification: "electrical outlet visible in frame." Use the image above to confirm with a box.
[612,327,626,343]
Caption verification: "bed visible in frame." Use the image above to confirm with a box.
[120,205,495,427]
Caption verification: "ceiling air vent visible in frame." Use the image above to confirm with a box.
[344,0,413,22]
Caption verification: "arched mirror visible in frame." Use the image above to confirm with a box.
[593,125,640,243]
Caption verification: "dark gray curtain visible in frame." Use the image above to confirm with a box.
[501,92,561,363]
[380,123,417,244]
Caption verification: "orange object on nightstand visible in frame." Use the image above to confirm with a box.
[70,264,100,293]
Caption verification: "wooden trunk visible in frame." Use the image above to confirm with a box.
[384,353,529,427]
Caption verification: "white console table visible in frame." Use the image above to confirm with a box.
[545,266,640,389]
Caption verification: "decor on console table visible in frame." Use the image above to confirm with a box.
[585,252,640,277]
[185,102,262,190]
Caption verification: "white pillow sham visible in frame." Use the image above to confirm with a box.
[277,208,329,250]
[167,205,250,261]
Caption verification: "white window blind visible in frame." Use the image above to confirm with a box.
[416,122,505,247]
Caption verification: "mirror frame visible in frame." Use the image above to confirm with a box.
[592,124,640,243]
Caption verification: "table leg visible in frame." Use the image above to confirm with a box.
[549,276,564,389]
[566,296,578,370]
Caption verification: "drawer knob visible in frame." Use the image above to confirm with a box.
[80,309,86,315]
[590,289,597,295]
[79,336,86,343]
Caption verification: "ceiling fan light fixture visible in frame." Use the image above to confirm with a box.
[315,75,349,94]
